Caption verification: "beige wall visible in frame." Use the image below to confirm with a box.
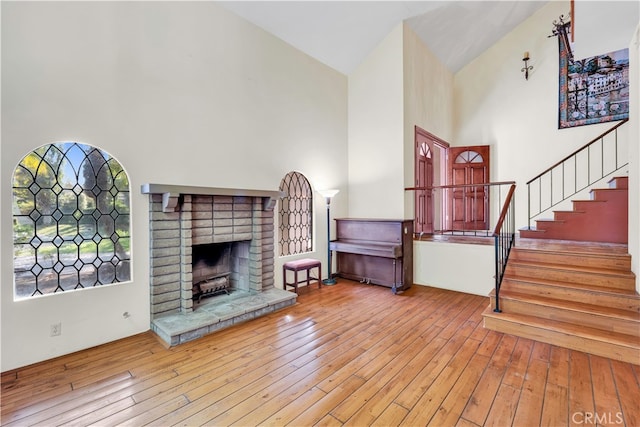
[1,2,348,371]
[402,24,455,218]
[347,24,405,219]
[628,23,640,292]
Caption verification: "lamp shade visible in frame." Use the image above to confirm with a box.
[318,189,339,199]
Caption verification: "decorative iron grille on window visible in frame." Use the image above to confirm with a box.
[12,142,131,299]
[278,171,313,256]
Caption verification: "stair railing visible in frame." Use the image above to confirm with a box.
[493,184,516,313]
[527,119,629,229]
[405,181,516,238]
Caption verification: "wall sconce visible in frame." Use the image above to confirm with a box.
[521,51,533,80]
[318,189,339,285]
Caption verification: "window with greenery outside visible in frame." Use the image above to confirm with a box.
[12,142,131,299]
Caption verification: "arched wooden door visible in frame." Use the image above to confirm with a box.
[415,134,434,234]
[448,146,490,231]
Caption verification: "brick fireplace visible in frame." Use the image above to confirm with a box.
[141,184,297,346]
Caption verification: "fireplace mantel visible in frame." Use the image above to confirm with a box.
[141,183,285,212]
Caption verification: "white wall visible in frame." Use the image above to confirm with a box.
[347,24,405,219]
[1,2,348,371]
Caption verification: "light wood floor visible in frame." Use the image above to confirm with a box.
[2,281,639,426]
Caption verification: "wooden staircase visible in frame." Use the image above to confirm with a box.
[520,176,628,243]
[483,239,640,365]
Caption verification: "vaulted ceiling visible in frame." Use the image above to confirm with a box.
[217,1,549,75]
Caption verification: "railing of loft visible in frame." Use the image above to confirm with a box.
[405,181,517,238]
[492,184,516,313]
[526,119,629,229]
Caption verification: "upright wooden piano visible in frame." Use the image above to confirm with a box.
[329,218,413,294]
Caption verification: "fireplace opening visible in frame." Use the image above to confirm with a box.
[192,242,232,302]
[191,240,252,304]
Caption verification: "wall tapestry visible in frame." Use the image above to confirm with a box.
[558,34,629,129]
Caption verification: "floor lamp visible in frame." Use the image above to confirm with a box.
[318,189,339,285]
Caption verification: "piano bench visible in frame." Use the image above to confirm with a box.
[283,258,322,293]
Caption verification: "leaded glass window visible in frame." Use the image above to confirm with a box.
[278,172,313,256]
[12,142,131,299]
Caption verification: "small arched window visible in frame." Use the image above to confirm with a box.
[455,150,484,164]
[278,171,313,256]
[12,142,131,299]
[419,141,432,158]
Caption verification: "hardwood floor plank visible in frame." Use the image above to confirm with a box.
[287,375,367,427]
[257,386,327,426]
[340,332,448,426]
[370,402,409,427]
[568,350,595,426]
[392,333,467,410]
[399,337,482,425]
[460,334,517,425]
[44,396,137,426]
[610,359,640,426]
[456,417,482,427]
[502,337,534,389]
[548,346,570,387]
[511,357,548,426]
[541,383,569,426]
[330,334,433,423]
[468,316,491,343]
[483,383,519,426]
[531,341,551,362]
[426,353,491,427]
[1,281,638,427]
[475,330,502,358]
[210,342,369,426]
[315,303,446,394]
[589,355,623,425]
[0,371,132,423]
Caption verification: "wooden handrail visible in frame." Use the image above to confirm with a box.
[493,184,516,236]
[525,119,628,185]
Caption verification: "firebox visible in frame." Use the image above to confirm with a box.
[192,242,232,301]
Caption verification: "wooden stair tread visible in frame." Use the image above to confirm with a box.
[508,259,636,278]
[510,247,632,269]
[553,210,586,214]
[494,289,640,321]
[482,309,640,348]
[516,237,629,253]
[513,246,631,258]
[503,274,638,296]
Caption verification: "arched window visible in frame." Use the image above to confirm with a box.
[12,142,131,299]
[455,150,484,164]
[278,171,313,256]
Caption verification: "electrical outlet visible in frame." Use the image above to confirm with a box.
[50,322,61,337]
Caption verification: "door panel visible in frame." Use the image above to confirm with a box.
[448,146,490,231]
[415,133,434,234]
